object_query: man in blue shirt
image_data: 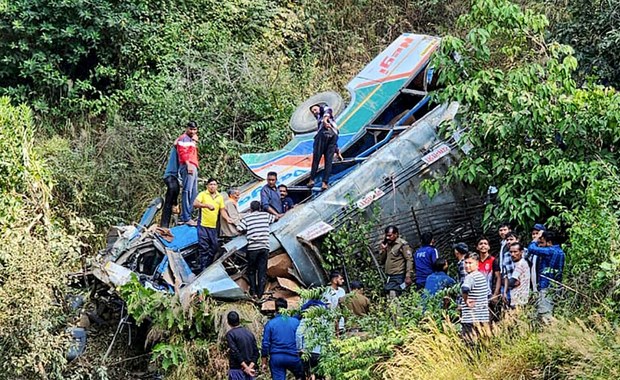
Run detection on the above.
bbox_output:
[260,172,284,220]
[161,146,180,228]
[278,184,294,213]
[528,230,565,323]
[425,258,456,296]
[225,311,259,379]
[261,298,304,380]
[414,232,438,290]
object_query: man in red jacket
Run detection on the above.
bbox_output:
[175,121,199,225]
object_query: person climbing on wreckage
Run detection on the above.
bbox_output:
[176,121,200,226]
[161,143,180,229]
[193,178,233,271]
[307,104,343,191]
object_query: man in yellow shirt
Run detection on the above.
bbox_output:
[193,178,232,271]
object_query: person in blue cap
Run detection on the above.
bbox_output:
[528,230,565,323]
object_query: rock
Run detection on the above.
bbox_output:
[261,300,276,312]
[267,254,294,278]
[77,313,90,329]
[276,277,301,294]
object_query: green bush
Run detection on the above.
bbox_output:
[0,97,91,379]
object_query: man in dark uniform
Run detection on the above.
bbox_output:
[378,225,414,298]
[225,311,259,379]
[307,105,341,190]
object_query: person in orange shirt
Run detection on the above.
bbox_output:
[176,121,199,225]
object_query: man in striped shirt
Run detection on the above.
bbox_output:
[461,252,490,343]
[237,201,276,298]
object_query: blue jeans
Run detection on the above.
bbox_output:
[197,225,218,270]
[269,353,304,380]
[179,164,198,223]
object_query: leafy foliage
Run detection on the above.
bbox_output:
[431,0,620,318]
[322,204,385,297]
[547,0,620,87]
[434,0,620,228]
[119,276,217,376]
[0,97,92,379]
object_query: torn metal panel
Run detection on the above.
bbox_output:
[130,197,163,239]
[179,262,247,300]
[166,250,196,286]
[103,262,134,287]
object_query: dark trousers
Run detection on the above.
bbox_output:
[303,353,324,380]
[310,131,338,184]
[161,176,180,228]
[197,225,219,270]
[269,353,304,380]
[461,322,490,346]
[228,369,254,380]
[246,249,269,297]
[384,274,405,296]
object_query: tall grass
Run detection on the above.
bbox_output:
[379,311,620,380]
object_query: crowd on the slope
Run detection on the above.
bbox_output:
[379,223,565,339]
[225,271,369,380]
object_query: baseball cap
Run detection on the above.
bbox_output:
[532,223,546,231]
[452,242,468,254]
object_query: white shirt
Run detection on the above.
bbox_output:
[510,258,531,307]
[323,287,346,330]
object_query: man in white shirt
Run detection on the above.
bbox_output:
[322,271,346,333]
[507,242,531,308]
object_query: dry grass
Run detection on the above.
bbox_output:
[379,310,620,380]
[212,302,266,345]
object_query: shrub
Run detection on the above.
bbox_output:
[0,97,90,379]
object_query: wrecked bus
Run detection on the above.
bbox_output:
[93,34,482,304]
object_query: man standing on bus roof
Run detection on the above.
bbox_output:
[307,106,342,191]
[176,121,199,225]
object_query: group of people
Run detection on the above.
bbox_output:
[161,122,299,294]
[225,271,369,380]
[163,101,340,230]
[377,222,566,341]
[163,120,567,379]
[161,104,340,281]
